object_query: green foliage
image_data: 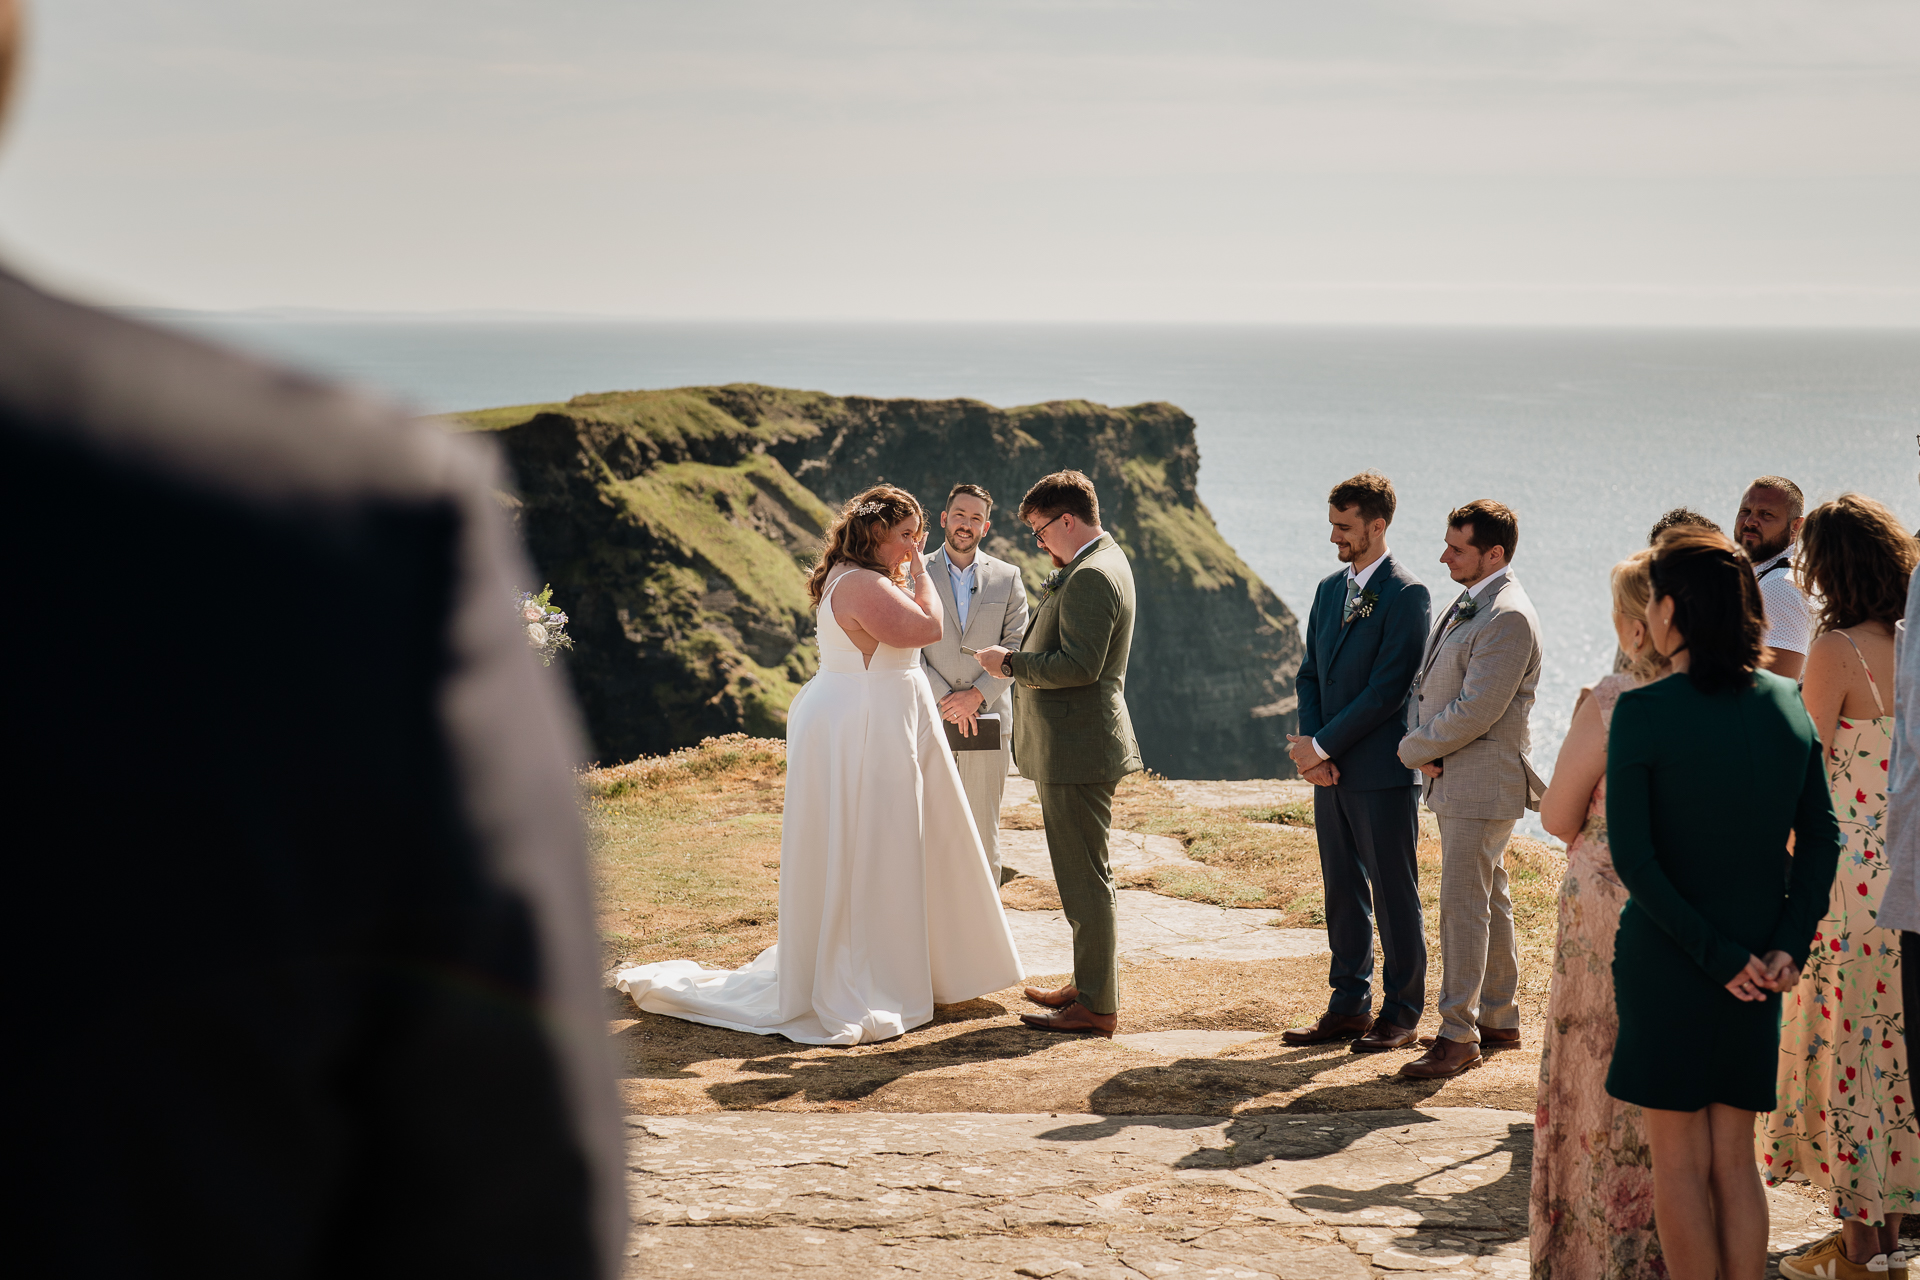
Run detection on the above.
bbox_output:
[1244,800,1316,828]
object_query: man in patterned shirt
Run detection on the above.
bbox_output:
[1735,475,1813,680]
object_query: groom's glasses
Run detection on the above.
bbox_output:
[1028,513,1065,545]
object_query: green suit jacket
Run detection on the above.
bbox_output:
[1008,533,1144,785]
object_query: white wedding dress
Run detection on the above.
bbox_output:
[615,569,1025,1045]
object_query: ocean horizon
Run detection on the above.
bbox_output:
[146,314,1920,829]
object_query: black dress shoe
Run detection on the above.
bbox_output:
[1280,1012,1374,1045]
[1351,1021,1419,1053]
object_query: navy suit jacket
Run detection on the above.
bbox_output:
[1294,553,1432,792]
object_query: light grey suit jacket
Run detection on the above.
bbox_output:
[1399,570,1545,821]
[921,545,1030,725]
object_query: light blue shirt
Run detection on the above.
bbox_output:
[947,557,978,632]
[1879,570,1920,933]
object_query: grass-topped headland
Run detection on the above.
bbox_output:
[442,385,1303,777]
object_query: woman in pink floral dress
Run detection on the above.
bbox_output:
[1762,496,1919,1280]
[1530,550,1668,1279]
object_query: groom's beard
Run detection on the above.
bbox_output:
[1334,533,1370,563]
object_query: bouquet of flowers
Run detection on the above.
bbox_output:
[517,585,573,666]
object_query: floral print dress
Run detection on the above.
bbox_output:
[1758,635,1917,1225]
[1530,673,1664,1280]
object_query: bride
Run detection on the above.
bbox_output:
[616,485,1025,1044]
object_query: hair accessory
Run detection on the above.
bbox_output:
[854,500,886,517]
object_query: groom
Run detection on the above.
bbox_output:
[976,469,1141,1039]
[1281,472,1432,1053]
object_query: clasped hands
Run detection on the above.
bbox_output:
[1284,734,1340,787]
[939,686,986,736]
[1726,951,1800,1003]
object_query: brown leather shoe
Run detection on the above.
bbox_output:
[1020,1002,1117,1038]
[1351,1021,1420,1053]
[1417,1024,1522,1051]
[1399,1036,1483,1080]
[1280,1012,1374,1046]
[1023,982,1079,1009]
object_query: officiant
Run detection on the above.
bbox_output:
[922,482,1030,885]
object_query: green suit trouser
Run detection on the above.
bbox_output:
[1036,779,1120,1015]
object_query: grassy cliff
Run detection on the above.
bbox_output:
[447,385,1302,777]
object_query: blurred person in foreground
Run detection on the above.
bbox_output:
[1736,476,1813,680]
[0,3,626,1272]
[1760,495,1919,1280]
[1529,549,1669,1279]
[1281,472,1432,1053]
[1882,445,1920,1251]
[1604,527,1841,1280]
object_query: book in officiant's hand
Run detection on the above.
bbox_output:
[944,712,1001,752]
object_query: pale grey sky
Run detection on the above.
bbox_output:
[1,0,1915,323]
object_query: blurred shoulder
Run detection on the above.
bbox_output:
[0,266,490,509]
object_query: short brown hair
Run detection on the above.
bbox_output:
[946,482,992,514]
[1449,499,1518,562]
[1648,507,1720,545]
[1748,475,1806,519]
[1799,493,1917,633]
[1328,472,1396,527]
[1017,470,1100,528]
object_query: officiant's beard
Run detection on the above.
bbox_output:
[945,528,978,555]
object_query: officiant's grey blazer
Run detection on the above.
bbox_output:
[920,544,1029,724]
[1398,570,1545,821]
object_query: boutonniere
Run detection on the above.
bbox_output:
[1039,568,1068,601]
[1344,588,1379,624]
[1453,597,1480,624]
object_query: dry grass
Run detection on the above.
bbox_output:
[588,741,1568,1117]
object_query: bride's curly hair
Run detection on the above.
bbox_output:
[805,484,925,608]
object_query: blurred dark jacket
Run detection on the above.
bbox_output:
[0,267,625,1278]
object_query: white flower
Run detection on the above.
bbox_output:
[527,623,548,646]
[522,604,545,621]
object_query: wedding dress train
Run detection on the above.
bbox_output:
[615,571,1025,1045]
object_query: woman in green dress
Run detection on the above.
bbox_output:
[1606,526,1843,1280]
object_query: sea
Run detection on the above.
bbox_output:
[147,315,1920,831]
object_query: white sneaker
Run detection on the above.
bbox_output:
[1887,1250,1908,1277]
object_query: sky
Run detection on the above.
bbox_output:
[0,0,1915,324]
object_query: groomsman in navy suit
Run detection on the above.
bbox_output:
[1281,472,1434,1053]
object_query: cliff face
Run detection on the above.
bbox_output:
[451,386,1302,778]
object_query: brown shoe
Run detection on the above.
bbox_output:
[1399,1036,1483,1080]
[1352,1021,1420,1053]
[1417,1023,1522,1051]
[1020,1002,1117,1038]
[1280,1012,1374,1046]
[1023,982,1079,1009]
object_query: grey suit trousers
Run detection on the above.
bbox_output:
[954,743,1011,882]
[1436,815,1521,1043]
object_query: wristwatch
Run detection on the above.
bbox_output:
[999,654,1013,678]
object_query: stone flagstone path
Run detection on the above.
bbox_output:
[623,1107,1834,1278]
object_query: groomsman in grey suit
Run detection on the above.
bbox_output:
[1397,499,1544,1080]
[921,483,1030,885]
[1281,473,1433,1053]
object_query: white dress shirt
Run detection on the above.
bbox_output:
[1753,545,1812,657]
[1309,549,1391,761]
[1070,533,1102,563]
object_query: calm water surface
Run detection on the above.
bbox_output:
[154,316,1920,826]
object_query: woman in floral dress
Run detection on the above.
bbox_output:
[1530,550,1668,1279]
[1764,495,1920,1280]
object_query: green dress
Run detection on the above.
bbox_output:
[1605,669,1842,1113]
